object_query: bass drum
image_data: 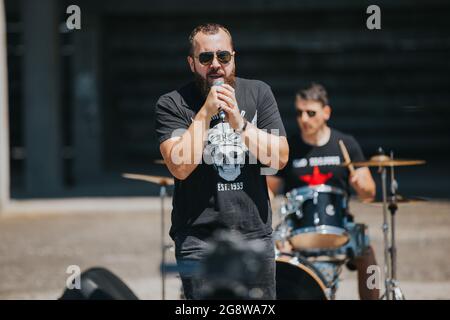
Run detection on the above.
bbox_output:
[276,254,329,300]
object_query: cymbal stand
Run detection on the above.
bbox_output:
[160,183,169,300]
[379,162,391,300]
[378,149,405,300]
[387,151,405,299]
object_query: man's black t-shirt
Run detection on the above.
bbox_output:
[155,77,286,241]
[278,128,365,197]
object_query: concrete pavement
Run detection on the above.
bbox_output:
[0,197,449,300]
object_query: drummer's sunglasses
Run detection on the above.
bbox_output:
[296,110,317,118]
[194,50,234,65]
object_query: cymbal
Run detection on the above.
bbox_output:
[122,173,174,186]
[346,155,426,167]
[361,194,428,205]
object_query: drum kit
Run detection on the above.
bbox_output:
[274,148,426,300]
[123,150,426,300]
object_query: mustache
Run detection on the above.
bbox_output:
[194,67,236,97]
[207,69,224,77]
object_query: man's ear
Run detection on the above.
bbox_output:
[187,56,195,73]
[323,105,332,121]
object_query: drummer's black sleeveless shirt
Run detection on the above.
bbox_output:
[277,128,366,197]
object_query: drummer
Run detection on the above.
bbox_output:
[267,82,379,300]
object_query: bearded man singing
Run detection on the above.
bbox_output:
[155,23,289,299]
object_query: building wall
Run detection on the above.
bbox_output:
[5,0,450,198]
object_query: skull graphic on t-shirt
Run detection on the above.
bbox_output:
[203,122,248,181]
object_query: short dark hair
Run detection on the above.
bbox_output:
[296,83,329,107]
[188,23,233,56]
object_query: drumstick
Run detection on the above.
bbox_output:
[339,139,356,175]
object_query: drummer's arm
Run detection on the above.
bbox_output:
[266,176,283,202]
[349,167,376,202]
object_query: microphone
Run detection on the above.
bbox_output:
[213,79,226,121]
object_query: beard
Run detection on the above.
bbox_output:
[194,66,236,98]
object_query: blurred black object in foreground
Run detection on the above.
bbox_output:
[198,230,266,300]
[59,267,139,300]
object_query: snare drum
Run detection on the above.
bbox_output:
[295,223,370,263]
[284,185,350,250]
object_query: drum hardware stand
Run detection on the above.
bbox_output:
[379,157,391,300]
[160,183,168,300]
[278,200,291,247]
[326,263,343,301]
[378,149,405,300]
[387,151,405,300]
[158,181,177,300]
[121,173,175,300]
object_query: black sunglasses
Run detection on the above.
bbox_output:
[195,50,233,65]
[296,109,317,118]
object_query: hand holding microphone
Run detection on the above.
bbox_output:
[212,80,246,132]
[206,79,245,132]
[212,79,226,121]
[202,79,226,118]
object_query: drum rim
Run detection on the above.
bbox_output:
[276,256,329,298]
[288,184,347,198]
[290,225,349,237]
